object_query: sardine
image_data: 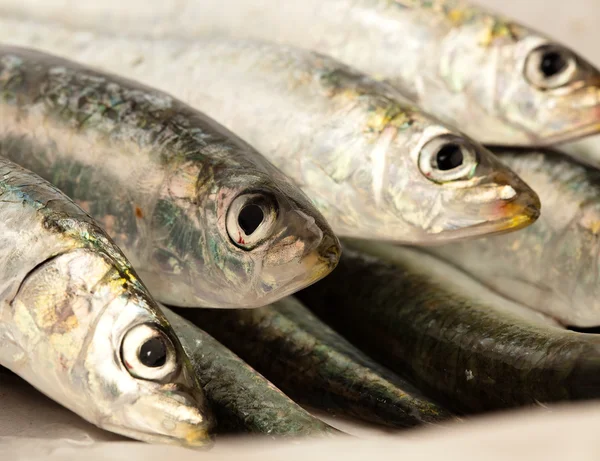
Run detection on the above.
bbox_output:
[0,156,213,445]
[163,307,338,436]
[562,135,600,169]
[177,297,452,427]
[428,148,600,328]
[297,241,600,413]
[0,46,340,308]
[0,20,541,242]
[1,0,599,147]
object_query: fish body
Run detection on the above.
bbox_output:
[179,297,452,427]
[1,0,599,147]
[0,46,339,308]
[0,156,212,445]
[297,242,600,413]
[163,307,337,436]
[428,148,600,328]
[0,21,540,243]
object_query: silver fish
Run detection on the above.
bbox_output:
[429,148,600,328]
[1,0,599,147]
[0,46,340,308]
[0,20,541,242]
[0,156,213,445]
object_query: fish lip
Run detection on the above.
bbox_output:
[417,195,541,245]
[101,423,214,448]
[312,235,342,278]
[320,241,342,270]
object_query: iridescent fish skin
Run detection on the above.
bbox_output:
[0,0,598,147]
[298,242,600,413]
[0,22,540,242]
[429,148,600,328]
[178,297,453,428]
[0,46,340,308]
[0,157,212,446]
[164,307,338,436]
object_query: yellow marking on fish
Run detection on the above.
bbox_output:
[184,427,211,447]
[479,19,518,47]
[447,8,467,25]
[366,105,412,133]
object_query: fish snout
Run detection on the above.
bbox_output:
[304,232,341,285]
[132,386,214,447]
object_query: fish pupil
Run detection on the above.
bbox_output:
[436,144,464,171]
[540,51,567,78]
[139,337,167,368]
[238,204,264,235]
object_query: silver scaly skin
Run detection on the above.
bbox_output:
[0,46,340,308]
[429,148,600,328]
[0,157,213,446]
[0,21,540,242]
[0,0,599,147]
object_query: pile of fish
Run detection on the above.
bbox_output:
[1,0,600,448]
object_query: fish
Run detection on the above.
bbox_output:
[297,241,600,413]
[427,148,600,328]
[0,20,541,243]
[0,155,213,445]
[562,135,600,169]
[176,296,453,428]
[0,45,340,308]
[1,1,599,147]
[162,306,338,436]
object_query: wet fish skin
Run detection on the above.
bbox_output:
[297,242,600,413]
[0,20,541,243]
[428,148,600,328]
[163,307,338,437]
[0,156,213,446]
[178,296,453,427]
[1,0,599,147]
[0,46,340,308]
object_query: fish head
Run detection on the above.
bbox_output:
[212,167,341,307]
[500,33,600,145]
[10,246,213,446]
[436,18,600,145]
[85,284,214,446]
[465,26,600,145]
[154,158,340,308]
[378,122,540,243]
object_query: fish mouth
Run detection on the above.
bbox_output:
[421,193,541,245]
[308,234,341,281]
[102,423,213,448]
[308,243,341,283]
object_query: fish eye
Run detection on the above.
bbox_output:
[436,143,464,171]
[525,44,578,90]
[226,193,279,250]
[418,135,478,183]
[121,323,179,382]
